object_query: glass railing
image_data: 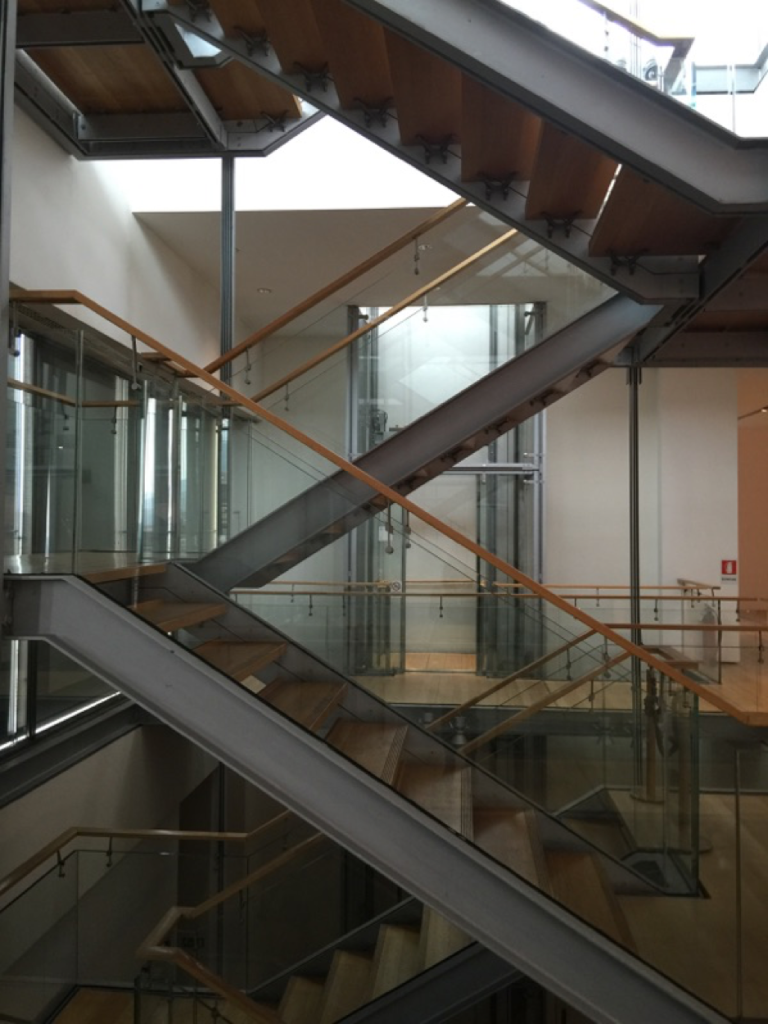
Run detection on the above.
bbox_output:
[0,814,403,1023]
[6,303,221,577]
[6,290,760,1016]
[128,549,724,1009]
[502,0,768,137]
[223,228,613,468]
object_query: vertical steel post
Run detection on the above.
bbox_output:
[628,364,643,790]
[219,156,236,541]
[0,0,17,628]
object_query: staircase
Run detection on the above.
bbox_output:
[192,294,658,593]
[8,565,730,1024]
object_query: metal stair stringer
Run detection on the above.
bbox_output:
[193,294,659,593]
[7,573,728,1024]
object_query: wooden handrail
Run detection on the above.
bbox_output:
[204,198,468,373]
[248,227,519,405]
[0,809,292,900]
[427,630,597,731]
[461,653,631,756]
[8,289,734,717]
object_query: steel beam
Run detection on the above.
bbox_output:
[631,215,768,363]
[341,945,520,1023]
[348,0,768,213]
[6,575,731,1024]
[0,0,16,630]
[192,295,660,593]
[151,3,698,303]
[639,331,768,367]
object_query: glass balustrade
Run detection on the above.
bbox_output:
[501,0,768,137]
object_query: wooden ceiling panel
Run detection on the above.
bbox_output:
[195,62,301,121]
[384,29,461,146]
[686,309,768,332]
[461,78,541,183]
[251,0,327,73]
[589,168,739,257]
[307,0,392,110]
[203,0,268,37]
[27,45,186,114]
[526,124,617,221]
[20,0,112,11]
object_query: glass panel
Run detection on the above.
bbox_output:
[7,302,223,576]
[501,0,768,136]
[0,855,79,1022]
[32,642,117,735]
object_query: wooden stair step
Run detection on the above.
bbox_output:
[195,639,287,680]
[258,679,347,730]
[370,924,422,999]
[419,907,471,969]
[319,950,374,1024]
[279,975,325,1024]
[526,122,617,221]
[326,720,408,783]
[473,807,551,893]
[545,850,636,952]
[53,988,134,1024]
[129,598,227,632]
[396,762,473,838]
[85,562,167,584]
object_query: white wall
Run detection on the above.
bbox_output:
[545,368,739,588]
[10,108,226,365]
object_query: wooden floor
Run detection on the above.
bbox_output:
[360,644,768,725]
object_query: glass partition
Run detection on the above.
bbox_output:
[502,0,768,137]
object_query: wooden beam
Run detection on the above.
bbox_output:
[204,198,468,373]
[249,226,518,404]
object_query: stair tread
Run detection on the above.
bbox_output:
[195,639,287,680]
[397,762,473,838]
[545,849,636,952]
[259,679,347,730]
[474,807,551,893]
[85,562,167,584]
[370,923,422,999]
[53,988,134,1024]
[319,950,374,1024]
[326,720,408,783]
[279,976,325,1024]
[419,907,471,969]
[129,598,227,632]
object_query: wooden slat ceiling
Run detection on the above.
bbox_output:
[308,0,392,110]
[195,62,300,121]
[461,79,541,183]
[384,29,462,146]
[27,46,186,114]
[589,168,739,257]
[526,125,618,221]
[16,0,768,348]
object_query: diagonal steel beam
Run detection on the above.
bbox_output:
[628,214,768,363]
[6,574,731,1024]
[348,0,768,213]
[149,2,698,303]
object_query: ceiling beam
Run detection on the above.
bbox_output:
[16,10,142,47]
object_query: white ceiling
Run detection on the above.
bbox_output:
[136,204,612,343]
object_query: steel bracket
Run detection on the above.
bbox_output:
[544,212,579,239]
[418,134,455,165]
[295,62,332,93]
[355,97,393,128]
[481,174,516,201]
[610,252,647,277]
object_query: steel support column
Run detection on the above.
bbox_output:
[0,0,17,628]
[220,154,236,384]
[628,364,643,791]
